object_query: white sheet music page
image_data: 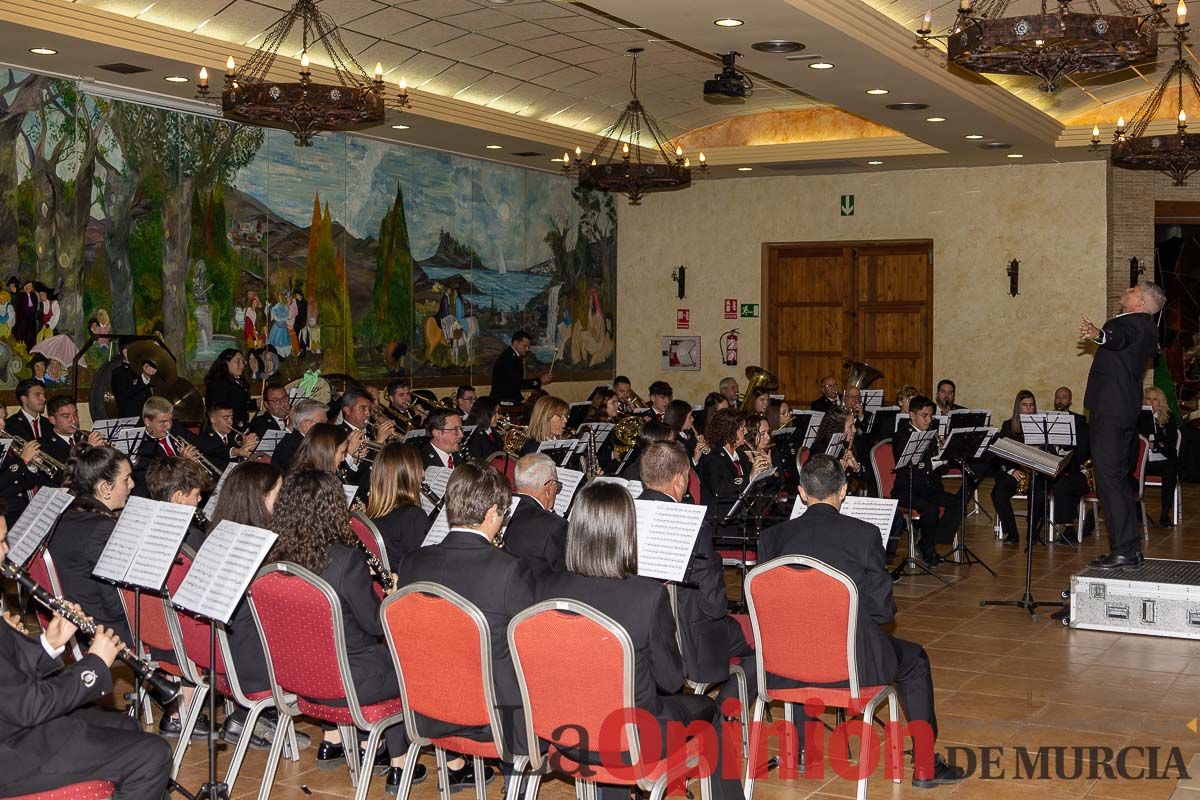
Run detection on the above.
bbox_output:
[342,484,358,507]
[5,487,73,568]
[421,508,451,547]
[895,429,937,469]
[634,499,706,583]
[174,521,276,624]
[841,497,899,548]
[254,428,287,456]
[123,500,195,591]
[404,429,428,443]
[420,466,451,513]
[590,476,644,499]
[824,433,846,457]
[862,389,884,411]
[574,423,614,453]
[553,468,586,516]
[790,496,807,519]
[803,412,824,449]
[92,496,157,584]
[203,463,239,518]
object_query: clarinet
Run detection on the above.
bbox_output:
[420,483,446,516]
[0,560,182,708]
[355,540,395,592]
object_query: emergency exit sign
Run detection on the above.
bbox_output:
[840,194,855,216]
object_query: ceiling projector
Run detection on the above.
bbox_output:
[704,51,753,103]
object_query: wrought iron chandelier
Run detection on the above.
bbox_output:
[195,0,409,146]
[562,48,706,205]
[1097,6,1200,185]
[919,1,1162,93]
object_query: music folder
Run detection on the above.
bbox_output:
[790,496,899,548]
[867,407,899,436]
[4,487,74,568]
[422,496,520,548]
[937,426,996,464]
[553,467,586,517]
[634,499,707,583]
[92,496,195,592]
[1019,412,1076,448]
[173,521,277,624]
[989,437,1070,477]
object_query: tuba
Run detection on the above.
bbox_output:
[844,360,884,390]
[738,365,780,414]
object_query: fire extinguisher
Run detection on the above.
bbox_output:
[721,329,739,366]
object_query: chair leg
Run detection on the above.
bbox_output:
[733,668,749,759]
[340,725,360,788]
[224,699,271,790]
[1076,498,1085,543]
[353,726,385,800]
[435,746,452,800]
[521,770,543,800]
[473,755,487,800]
[743,697,766,800]
[171,683,208,778]
[887,692,902,785]
[834,708,851,761]
[507,755,530,800]
[647,776,670,800]
[857,695,887,800]
[255,714,292,800]
[1176,484,1182,526]
[391,742,423,800]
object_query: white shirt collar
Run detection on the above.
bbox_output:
[448,526,492,542]
[432,445,453,467]
[22,410,38,425]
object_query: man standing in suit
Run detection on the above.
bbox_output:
[504,454,567,575]
[420,409,463,469]
[489,330,552,403]
[111,339,157,420]
[271,399,327,473]
[1078,281,1165,569]
[757,455,965,789]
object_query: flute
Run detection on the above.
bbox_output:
[0,560,182,708]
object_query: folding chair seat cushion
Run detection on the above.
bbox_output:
[295,695,404,725]
[1,782,116,800]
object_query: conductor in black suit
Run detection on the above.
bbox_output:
[756,455,964,789]
[504,454,567,575]
[489,330,552,403]
[1078,281,1165,569]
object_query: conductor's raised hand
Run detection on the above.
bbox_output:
[1078,314,1101,340]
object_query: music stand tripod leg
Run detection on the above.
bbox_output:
[892,513,953,588]
[978,474,1064,620]
[944,462,996,577]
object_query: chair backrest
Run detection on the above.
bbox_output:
[745,556,862,697]
[382,583,506,756]
[350,512,389,571]
[687,469,702,505]
[26,550,59,631]
[118,556,190,661]
[248,563,363,724]
[1134,435,1150,498]
[870,440,896,501]
[509,600,638,772]
[487,452,518,490]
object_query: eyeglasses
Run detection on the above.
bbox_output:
[545,479,563,491]
[439,426,464,433]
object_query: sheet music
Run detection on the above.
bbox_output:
[420,466,452,513]
[861,390,884,411]
[422,496,520,547]
[5,488,73,567]
[0,440,11,464]
[553,468,586,516]
[895,429,937,469]
[726,467,778,520]
[173,521,277,624]
[254,428,287,457]
[802,412,824,449]
[286,387,305,403]
[590,475,643,499]
[93,496,194,590]
[202,463,238,518]
[342,484,358,507]
[842,497,898,547]
[404,429,430,443]
[824,432,846,457]
[91,417,140,439]
[790,496,807,519]
[989,437,1069,476]
[537,439,579,465]
[573,423,614,453]
[634,499,706,583]
[772,425,796,441]
[933,415,950,438]
[109,426,144,455]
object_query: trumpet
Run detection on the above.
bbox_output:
[168,432,222,479]
[0,560,183,708]
[0,431,67,482]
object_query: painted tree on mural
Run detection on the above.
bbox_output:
[307,194,355,373]
[0,71,50,271]
[357,183,413,368]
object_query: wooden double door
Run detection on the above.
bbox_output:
[763,241,933,405]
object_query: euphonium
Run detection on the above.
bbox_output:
[619,388,648,415]
[611,414,645,461]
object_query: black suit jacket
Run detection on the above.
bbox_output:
[270,430,304,473]
[639,488,741,684]
[0,623,114,783]
[39,432,75,470]
[1084,312,1159,422]
[890,425,941,499]
[131,423,202,487]
[315,543,394,693]
[0,449,37,526]
[248,413,286,439]
[535,570,683,716]
[490,347,539,403]
[502,494,567,576]
[45,507,133,644]
[810,396,837,414]
[758,503,899,686]
[197,430,238,473]
[6,411,46,443]
[696,448,752,517]
[205,377,255,430]
[371,504,431,569]
[466,428,504,460]
[112,362,152,419]
[419,442,455,470]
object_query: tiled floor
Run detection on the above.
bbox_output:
[36,485,1200,799]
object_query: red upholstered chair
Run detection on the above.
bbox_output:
[509,600,716,800]
[165,548,300,799]
[687,469,703,506]
[350,512,390,600]
[0,781,116,800]
[1077,435,1150,543]
[743,556,903,800]
[486,452,518,490]
[381,583,530,800]
[248,563,406,800]
[26,550,83,661]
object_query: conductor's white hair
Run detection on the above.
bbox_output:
[1140,281,1166,313]
[515,453,557,489]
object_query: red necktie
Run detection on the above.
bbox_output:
[31,417,39,439]
[447,454,455,469]
[160,438,176,457]
[731,453,743,477]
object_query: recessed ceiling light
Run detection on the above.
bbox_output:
[1007,153,1024,158]
[808,62,835,70]
[867,160,883,165]
[164,75,189,83]
[925,116,946,123]
[391,124,410,130]
[751,40,804,53]
[487,0,513,3]
[714,18,744,27]
[865,88,889,95]
[29,48,57,55]
[965,134,984,139]
[485,145,503,150]
[885,102,929,111]
[735,167,754,172]
[981,142,1012,150]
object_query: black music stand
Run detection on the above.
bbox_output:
[979,441,1069,620]
[1021,413,1077,549]
[938,427,996,576]
[716,469,779,611]
[890,430,952,587]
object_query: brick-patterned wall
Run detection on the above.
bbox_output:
[1106,164,1155,317]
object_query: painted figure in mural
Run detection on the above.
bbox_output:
[286,291,300,356]
[268,291,292,358]
[0,291,13,341]
[35,284,60,343]
[29,354,52,386]
[192,260,214,355]
[11,279,37,351]
[293,288,309,357]
[306,298,321,355]
[242,290,262,347]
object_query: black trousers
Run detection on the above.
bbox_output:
[1146,458,1179,521]
[315,651,409,757]
[1090,413,1141,557]
[992,471,1045,542]
[893,482,961,557]
[1051,470,1090,524]
[3,707,172,800]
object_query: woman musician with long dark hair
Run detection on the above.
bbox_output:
[365,442,431,567]
[992,389,1046,547]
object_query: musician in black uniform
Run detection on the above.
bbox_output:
[934,379,965,417]
[271,398,327,474]
[504,454,567,576]
[456,385,477,418]
[337,387,390,499]
[248,383,291,438]
[1079,281,1164,569]
[111,338,156,419]
[755,455,965,789]
[1050,386,1093,533]
[394,461,531,776]
[203,348,254,431]
[269,469,427,790]
[364,442,431,568]
[810,375,839,414]
[489,330,552,403]
[420,408,464,469]
[696,409,762,519]
[891,396,961,565]
[41,396,104,471]
[664,399,701,462]
[382,379,425,430]
[131,397,203,491]
[536,482,744,800]
[464,396,504,459]
[0,405,41,525]
[198,404,260,473]
[518,395,569,457]
[991,390,1046,547]
[1144,385,1181,527]
[647,381,673,423]
[7,378,48,443]
[0,517,171,800]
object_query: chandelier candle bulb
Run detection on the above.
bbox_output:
[575,146,582,158]
[922,9,932,30]
[300,51,310,69]
[226,56,235,73]
[622,142,630,159]
[1179,0,1188,26]
[198,66,208,87]
[699,151,706,164]
[374,62,383,80]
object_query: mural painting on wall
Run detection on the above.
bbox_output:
[0,67,617,393]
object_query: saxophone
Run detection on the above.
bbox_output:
[584,427,602,478]
[1082,459,1096,494]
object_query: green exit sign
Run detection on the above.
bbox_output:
[840,194,855,216]
[739,303,759,318]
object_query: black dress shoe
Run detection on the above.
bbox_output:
[1159,515,1174,528]
[912,754,967,789]
[1088,552,1145,570]
[159,714,211,740]
[1002,536,1019,546]
[220,715,271,750]
[385,762,429,789]
[441,762,495,793]
[316,741,346,769]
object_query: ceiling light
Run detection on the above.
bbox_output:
[1007,153,1024,158]
[981,142,1012,149]
[965,134,984,139]
[486,0,513,3]
[867,160,883,165]
[164,75,189,83]
[391,124,410,130]
[865,88,889,95]
[485,145,503,150]
[737,167,754,171]
[925,116,946,122]
[714,18,744,27]
[29,48,57,55]
[885,102,928,111]
[751,41,804,53]
[808,62,835,70]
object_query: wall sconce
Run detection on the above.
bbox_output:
[1129,256,1144,288]
[671,265,686,299]
[1006,259,1019,297]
